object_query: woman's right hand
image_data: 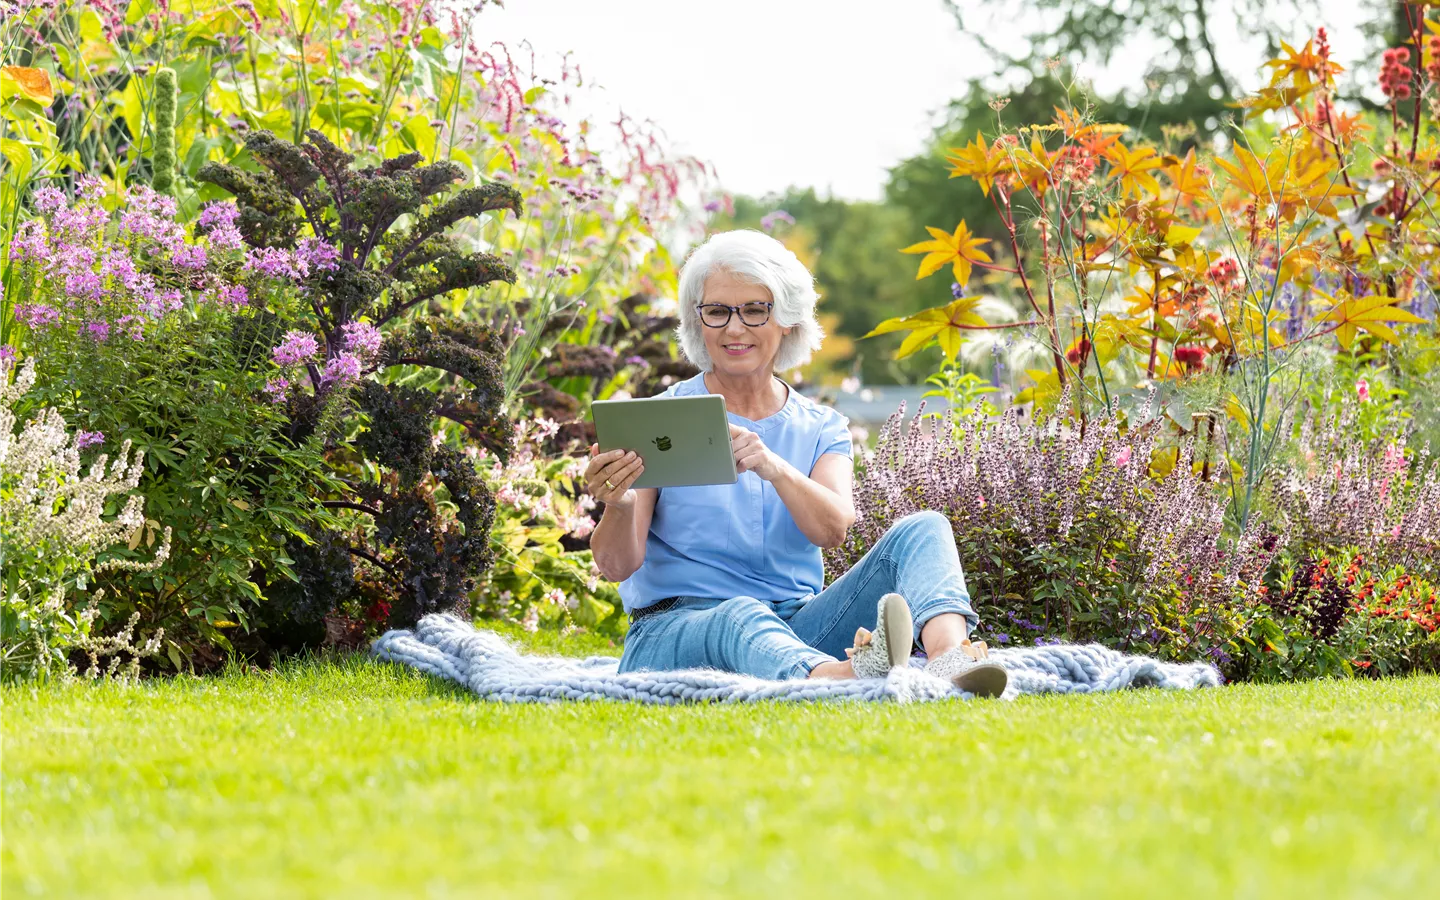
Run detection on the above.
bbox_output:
[585,444,645,506]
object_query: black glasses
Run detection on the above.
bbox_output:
[698,302,772,328]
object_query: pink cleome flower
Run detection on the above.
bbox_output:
[272,331,320,367]
[340,321,383,361]
[321,352,362,386]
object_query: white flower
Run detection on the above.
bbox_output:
[1,358,169,681]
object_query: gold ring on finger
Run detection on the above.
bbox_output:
[604,479,614,489]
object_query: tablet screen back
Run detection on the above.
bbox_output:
[591,395,736,488]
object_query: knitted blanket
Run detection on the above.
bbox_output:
[372,614,1222,704]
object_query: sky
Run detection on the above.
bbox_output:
[477,0,1373,202]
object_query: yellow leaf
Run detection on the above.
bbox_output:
[1164,223,1202,246]
[899,221,992,285]
[1315,293,1430,348]
[1163,149,1210,201]
[944,135,1009,197]
[1103,141,1165,198]
[863,296,988,361]
[230,498,251,511]
[1,66,54,105]
[1262,39,1342,92]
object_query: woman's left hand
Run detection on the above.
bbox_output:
[729,423,787,482]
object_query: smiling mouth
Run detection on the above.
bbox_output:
[723,344,752,352]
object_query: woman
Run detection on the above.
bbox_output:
[584,230,1007,696]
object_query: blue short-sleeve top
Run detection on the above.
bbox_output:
[618,373,854,612]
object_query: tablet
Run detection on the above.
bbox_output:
[591,394,737,489]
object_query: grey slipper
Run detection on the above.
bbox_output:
[849,593,914,679]
[924,646,1008,698]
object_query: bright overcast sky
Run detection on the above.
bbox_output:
[477,0,1372,201]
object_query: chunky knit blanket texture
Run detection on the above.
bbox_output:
[372,614,1222,704]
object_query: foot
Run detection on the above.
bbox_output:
[925,645,1008,698]
[846,593,914,679]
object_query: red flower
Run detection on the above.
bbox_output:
[1174,344,1208,370]
[1207,258,1239,285]
[1380,48,1415,99]
[365,599,392,622]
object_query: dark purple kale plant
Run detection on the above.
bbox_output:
[197,129,524,636]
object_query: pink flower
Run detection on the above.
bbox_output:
[197,202,240,230]
[32,186,67,214]
[1114,446,1134,468]
[321,352,362,386]
[263,377,291,403]
[74,430,105,450]
[211,284,249,309]
[170,244,209,271]
[76,175,106,202]
[340,321,383,361]
[272,331,320,367]
[296,237,341,273]
[495,484,521,506]
[205,225,245,253]
[1356,378,1370,403]
[245,246,305,280]
[17,304,60,329]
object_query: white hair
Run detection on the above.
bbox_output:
[674,230,825,373]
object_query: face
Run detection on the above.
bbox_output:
[698,269,792,377]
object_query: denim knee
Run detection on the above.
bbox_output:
[887,510,953,543]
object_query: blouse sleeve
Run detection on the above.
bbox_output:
[817,406,854,462]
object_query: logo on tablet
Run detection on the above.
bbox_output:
[652,435,672,451]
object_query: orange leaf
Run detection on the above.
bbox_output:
[1,66,53,105]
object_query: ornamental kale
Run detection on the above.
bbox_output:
[198,130,524,635]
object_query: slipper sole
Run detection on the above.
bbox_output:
[951,662,1008,698]
[879,593,914,670]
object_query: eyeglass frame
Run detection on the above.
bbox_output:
[696,301,774,328]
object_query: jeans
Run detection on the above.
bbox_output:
[617,511,978,681]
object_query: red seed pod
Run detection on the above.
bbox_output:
[1397,83,1413,101]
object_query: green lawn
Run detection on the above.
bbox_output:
[3,628,1437,899]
